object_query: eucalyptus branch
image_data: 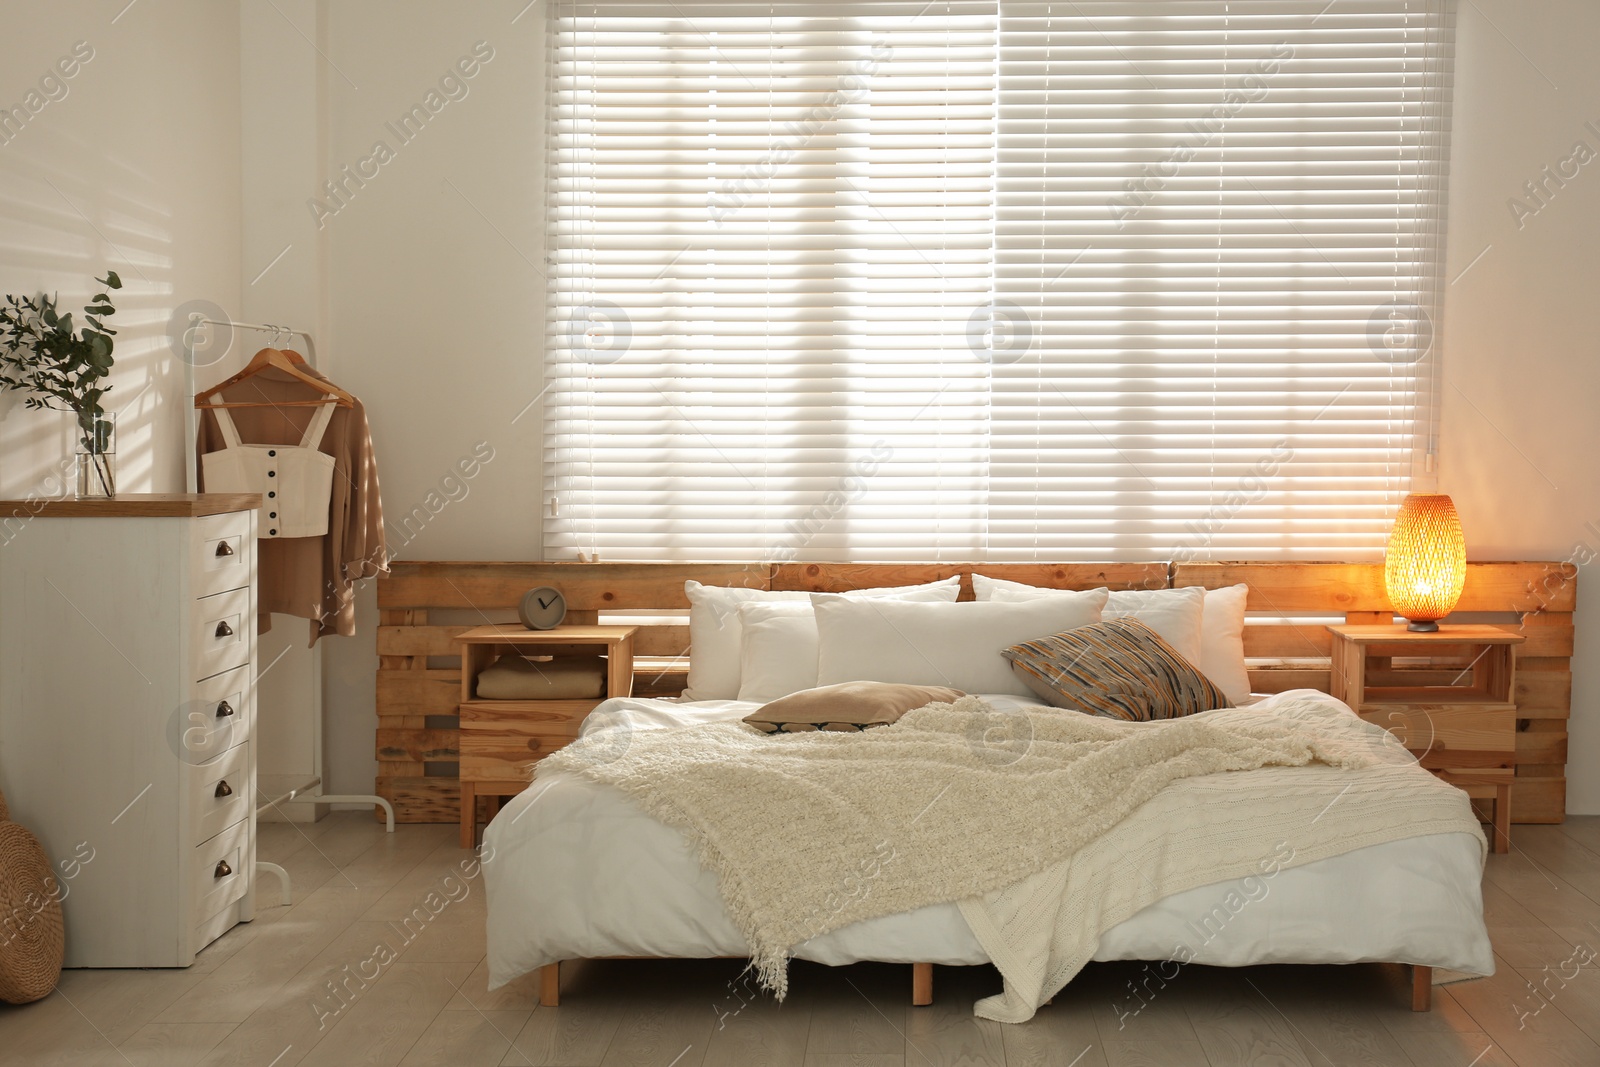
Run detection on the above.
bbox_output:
[0,270,122,454]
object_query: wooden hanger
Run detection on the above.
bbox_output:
[194,348,356,409]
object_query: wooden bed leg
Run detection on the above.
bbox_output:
[1493,783,1512,854]
[912,962,933,1006]
[459,781,477,849]
[540,962,561,1007]
[1411,965,1432,1012]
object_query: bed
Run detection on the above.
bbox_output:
[481,690,1494,1017]
[369,559,1573,1018]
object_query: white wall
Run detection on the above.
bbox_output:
[1438,0,1600,813]
[315,1,546,796]
[0,1,241,494]
[236,0,331,819]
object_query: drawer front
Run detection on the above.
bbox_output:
[188,741,252,847]
[192,510,253,600]
[459,701,592,782]
[191,818,250,930]
[178,664,252,764]
[1358,705,1515,768]
[192,587,251,681]
[459,732,576,781]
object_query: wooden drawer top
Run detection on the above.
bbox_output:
[454,624,637,645]
[0,493,262,518]
[1327,623,1525,645]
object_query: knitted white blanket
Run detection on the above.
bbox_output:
[540,692,1484,1019]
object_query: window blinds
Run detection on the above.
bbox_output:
[545,0,1454,563]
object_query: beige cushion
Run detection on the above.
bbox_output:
[475,654,606,700]
[744,681,963,733]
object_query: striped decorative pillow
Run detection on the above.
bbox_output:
[1002,618,1231,721]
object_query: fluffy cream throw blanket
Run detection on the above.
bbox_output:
[540,693,1482,1019]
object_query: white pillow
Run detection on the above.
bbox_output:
[737,602,827,704]
[1195,583,1251,705]
[971,575,1251,704]
[681,576,961,701]
[981,582,1204,665]
[812,590,1108,697]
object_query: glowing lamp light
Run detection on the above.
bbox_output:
[1384,493,1467,632]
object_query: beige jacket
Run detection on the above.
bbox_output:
[196,363,387,643]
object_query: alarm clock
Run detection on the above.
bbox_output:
[518,586,567,630]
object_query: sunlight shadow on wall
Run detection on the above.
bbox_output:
[0,121,175,495]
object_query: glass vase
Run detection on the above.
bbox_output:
[75,411,116,499]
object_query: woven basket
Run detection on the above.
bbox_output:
[0,789,65,1003]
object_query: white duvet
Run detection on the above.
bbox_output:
[483,693,1493,990]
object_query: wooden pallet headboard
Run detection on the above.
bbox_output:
[376,560,1577,824]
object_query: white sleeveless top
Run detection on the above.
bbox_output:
[201,402,337,539]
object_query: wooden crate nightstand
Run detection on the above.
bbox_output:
[1327,624,1525,853]
[454,624,637,847]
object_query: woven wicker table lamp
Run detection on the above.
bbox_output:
[1384,493,1467,632]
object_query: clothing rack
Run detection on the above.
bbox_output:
[183,316,394,905]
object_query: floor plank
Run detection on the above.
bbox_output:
[1446,958,1600,1067]
[1183,970,1314,1067]
[1278,998,1416,1067]
[118,1022,236,1067]
[901,967,1007,1067]
[596,993,713,1067]
[505,1002,624,1066]
[1516,958,1600,1046]
[804,964,907,1057]
[1001,998,1107,1067]
[1099,1037,1208,1067]
[1390,1030,1514,1067]
[48,965,205,1044]
[398,1009,528,1066]
[701,993,812,1067]
[297,957,474,1067]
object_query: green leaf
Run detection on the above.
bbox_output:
[102,271,122,289]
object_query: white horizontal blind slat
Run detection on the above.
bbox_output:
[545,0,1453,563]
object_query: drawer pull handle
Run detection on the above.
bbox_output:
[214,860,232,879]
[215,700,234,718]
[215,540,234,558]
[214,620,234,638]
[214,780,233,798]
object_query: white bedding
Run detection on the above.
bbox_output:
[483,693,1493,990]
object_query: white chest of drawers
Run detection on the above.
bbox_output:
[0,493,262,967]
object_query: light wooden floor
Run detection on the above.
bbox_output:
[2,813,1598,1066]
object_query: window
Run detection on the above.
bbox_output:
[545,0,1454,562]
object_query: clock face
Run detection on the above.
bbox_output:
[518,586,567,630]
